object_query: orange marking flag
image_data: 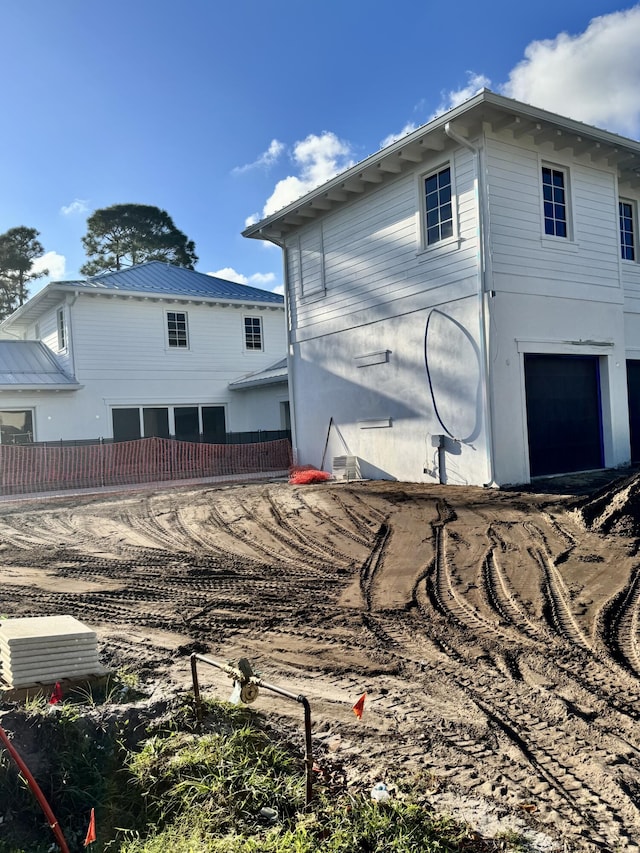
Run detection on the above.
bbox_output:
[84,808,96,846]
[49,682,63,705]
[352,693,366,719]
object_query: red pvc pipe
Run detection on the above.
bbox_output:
[0,723,70,853]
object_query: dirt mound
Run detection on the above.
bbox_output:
[573,471,640,536]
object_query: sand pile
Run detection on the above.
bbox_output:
[573,471,640,536]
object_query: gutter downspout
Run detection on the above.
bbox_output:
[444,122,497,488]
[258,231,298,467]
[280,243,298,466]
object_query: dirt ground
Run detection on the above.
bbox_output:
[3,474,640,852]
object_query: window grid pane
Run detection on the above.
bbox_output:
[620,201,636,261]
[244,316,262,350]
[542,167,567,237]
[424,166,453,246]
[167,311,188,348]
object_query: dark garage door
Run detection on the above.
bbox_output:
[524,354,603,477]
[627,360,640,462]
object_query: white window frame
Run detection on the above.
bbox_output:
[540,160,575,245]
[619,198,637,263]
[166,310,189,349]
[243,315,263,351]
[56,307,67,351]
[416,160,458,254]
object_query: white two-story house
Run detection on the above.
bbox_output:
[244,89,640,487]
[0,262,288,445]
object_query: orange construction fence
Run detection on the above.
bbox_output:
[0,437,293,495]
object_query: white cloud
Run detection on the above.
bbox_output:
[208,267,280,291]
[248,271,276,286]
[380,122,419,150]
[262,131,354,217]
[233,139,286,174]
[209,267,248,284]
[501,6,640,138]
[31,251,66,280]
[430,72,492,120]
[60,198,89,216]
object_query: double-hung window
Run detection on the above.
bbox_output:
[244,316,263,350]
[620,199,636,261]
[542,165,568,238]
[167,311,189,348]
[424,165,453,246]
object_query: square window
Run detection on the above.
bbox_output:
[0,410,33,445]
[620,200,636,262]
[244,316,263,350]
[541,166,568,238]
[423,165,454,247]
[167,311,188,348]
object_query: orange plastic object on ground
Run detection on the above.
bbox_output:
[288,469,332,485]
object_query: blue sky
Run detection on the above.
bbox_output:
[1,1,639,296]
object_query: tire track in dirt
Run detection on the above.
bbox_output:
[596,564,640,677]
[4,481,640,850]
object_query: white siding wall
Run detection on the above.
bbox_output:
[284,146,493,484]
[38,302,74,375]
[1,294,287,441]
[485,132,630,484]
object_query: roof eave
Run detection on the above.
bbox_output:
[0,383,83,392]
[243,89,640,241]
[229,375,288,390]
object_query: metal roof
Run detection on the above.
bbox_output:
[228,357,288,391]
[83,262,284,304]
[0,341,81,390]
[0,262,284,334]
[243,89,640,244]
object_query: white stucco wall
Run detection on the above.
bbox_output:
[291,295,491,485]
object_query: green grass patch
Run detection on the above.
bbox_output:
[0,695,525,852]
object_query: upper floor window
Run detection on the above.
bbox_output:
[57,307,66,351]
[167,311,188,348]
[542,165,568,238]
[620,200,636,261]
[244,316,263,350]
[424,165,453,246]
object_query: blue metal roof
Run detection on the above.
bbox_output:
[0,341,80,389]
[83,261,284,305]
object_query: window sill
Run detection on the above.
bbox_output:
[541,237,579,252]
[300,289,326,302]
[416,236,462,260]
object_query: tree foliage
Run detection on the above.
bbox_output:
[80,204,198,275]
[0,226,47,320]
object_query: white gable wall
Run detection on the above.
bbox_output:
[285,145,493,484]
